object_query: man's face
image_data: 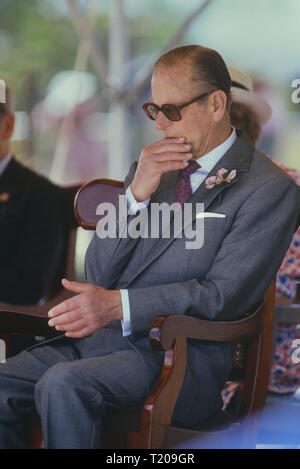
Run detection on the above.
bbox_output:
[151,64,215,158]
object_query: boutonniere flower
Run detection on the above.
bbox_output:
[0,192,10,202]
[205,158,245,191]
[205,168,237,190]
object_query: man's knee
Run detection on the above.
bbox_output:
[35,362,78,396]
[34,362,102,410]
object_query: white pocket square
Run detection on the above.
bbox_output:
[196,212,226,219]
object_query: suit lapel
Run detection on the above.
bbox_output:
[123,131,254,287]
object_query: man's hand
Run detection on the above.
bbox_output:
[130,137,193,201]
[47,279,123,339]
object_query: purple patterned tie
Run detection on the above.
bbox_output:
[175,160,200,205]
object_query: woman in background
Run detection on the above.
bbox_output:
[225,66,300,399]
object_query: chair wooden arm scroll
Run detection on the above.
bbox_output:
[149,304,263,351]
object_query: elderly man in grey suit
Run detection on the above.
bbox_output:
[0,45,299,449]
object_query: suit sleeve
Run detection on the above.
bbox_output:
[85,161,146,288]
[127,177,300,336]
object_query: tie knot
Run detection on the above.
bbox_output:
[181,160,200,178]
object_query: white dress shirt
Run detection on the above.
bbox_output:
[121,129,237,336]
[0,154,12,177]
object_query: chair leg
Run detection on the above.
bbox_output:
[271,310,278,363]
[28,426,44,449]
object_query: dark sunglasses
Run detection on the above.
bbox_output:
[143,91,214,122]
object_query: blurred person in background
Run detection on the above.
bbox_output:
[0,87,65,352]
[33,72,107,185]
[228,66,272,143]
[227,66,300,396]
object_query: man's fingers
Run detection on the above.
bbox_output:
[151,136,186,147]
[61,278,89,293]
[65,327,91,339]
[154,152,193,162]
[55,319,87,332]
[48,280,96,318]
[48,297,81,318]
[48,308,82,327]
[152,143,191,155]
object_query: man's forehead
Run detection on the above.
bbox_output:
[151,64,195,101]
[153,62,192,83]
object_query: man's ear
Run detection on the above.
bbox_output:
[3,114,15,140]
[209,90,227,123]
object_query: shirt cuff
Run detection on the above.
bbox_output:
[126,186,151,215]
[120,289,132,337]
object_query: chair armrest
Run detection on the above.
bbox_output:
[137,306,263,441]
[149,303,263,351]
[0,291,74,337]
[0,309,59,337]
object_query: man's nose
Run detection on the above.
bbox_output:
[155,111,173,131]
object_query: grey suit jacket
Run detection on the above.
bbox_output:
[85,131,300,425]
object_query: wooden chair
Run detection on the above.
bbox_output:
[75,179,277,449]
[0,179,277,449]
[0,184,81,352]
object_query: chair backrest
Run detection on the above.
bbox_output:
[74,178,124,230]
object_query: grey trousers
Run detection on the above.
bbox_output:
[0,328,164,449]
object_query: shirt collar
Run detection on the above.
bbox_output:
[0,154,13,177]
[195,128,237,173]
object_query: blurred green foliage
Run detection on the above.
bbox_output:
[0,0,75,92]
[0,0,180,106]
